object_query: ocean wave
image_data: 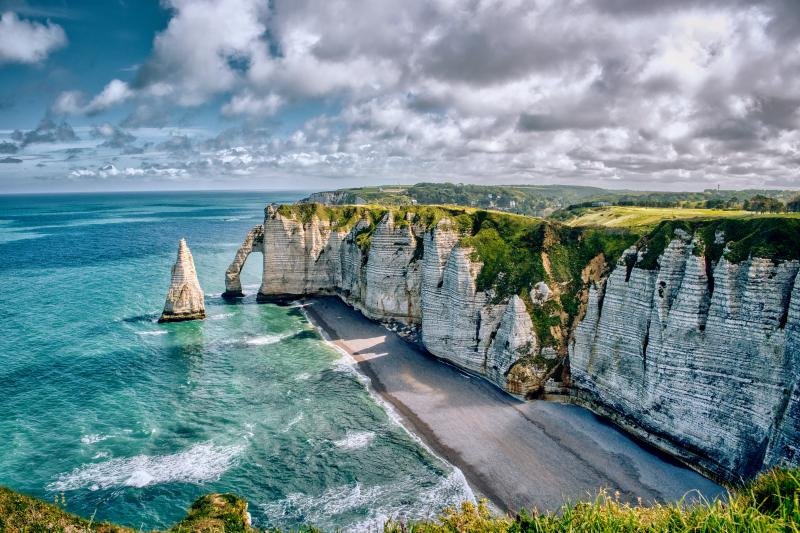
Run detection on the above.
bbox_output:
[135,330,168,336]
[80,434,110,445]
[209,312,235,321]
[244,332,293,346]
[282,413,304,433]
[259,471,474,531]
[333,430,375,450]
[47,441,245,492]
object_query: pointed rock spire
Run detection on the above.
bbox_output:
[159,238,206,323]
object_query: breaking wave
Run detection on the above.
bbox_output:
[244,332,294,346]
[259,470,474,531]
[333,430,375,450]
[48,441,245,492]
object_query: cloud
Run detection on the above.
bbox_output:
[0,11,66,64]
[222,91,283,117]
[84,79,133,114]
[14,117,77,146]
[33,0,800,189]
[90,123,137,149]
[52,80,133,116]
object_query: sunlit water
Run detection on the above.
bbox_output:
[0,192,472,530]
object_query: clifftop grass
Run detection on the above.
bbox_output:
[637,217,800,269]
[1,468,798,532]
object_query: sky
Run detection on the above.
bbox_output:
[0,0,799,193]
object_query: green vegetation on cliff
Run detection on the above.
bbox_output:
[389,468,800,533]
[303,183,800,218]
[636,217,800,269]
[0,488,252,532]
[2,468,798,532]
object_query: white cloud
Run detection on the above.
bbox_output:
[84,79,133,114]
[39,1,800,189]
[0,11,67,64]
[52,80,134,116]
[222,91,283,117]
[51,91,84,115]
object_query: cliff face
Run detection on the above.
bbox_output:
[227,206,555,396]
[570,230,800,480]
[160,239,205,323]
[227,205,800,481]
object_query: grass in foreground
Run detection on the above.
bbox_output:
[388,468,800,533]
[1,468,798,532]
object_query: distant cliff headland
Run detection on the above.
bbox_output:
[224,192,800,484]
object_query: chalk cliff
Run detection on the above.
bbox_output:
[227,205,556,396]
[227,204,800,481]
[570,229,800,480]
[160,239,205,323]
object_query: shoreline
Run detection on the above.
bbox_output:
[301,296,726,514]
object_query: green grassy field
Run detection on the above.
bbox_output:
[563,206,800,228]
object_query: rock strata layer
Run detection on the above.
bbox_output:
[159,239,205,323]
[570,232,800,480]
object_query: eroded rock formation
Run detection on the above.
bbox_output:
[570,231,800,480]
[159,239,205,323]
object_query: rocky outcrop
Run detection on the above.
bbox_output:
[570,230,800,481]
[160,239,205,323]
[228,206,552,395]
[223,224,264,298]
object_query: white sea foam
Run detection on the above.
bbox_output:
[244,332,293,346]
[209,312,235,321]
[48,441,245,492]
[135,330,168,336]
[295,372,311,381]
[282,412,304,433]
[333,430,375,450]
[80,434,110,445]
[260,471,474,532]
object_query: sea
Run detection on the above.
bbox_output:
[0,191,473,530]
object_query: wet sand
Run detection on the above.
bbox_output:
[302,296,726,513]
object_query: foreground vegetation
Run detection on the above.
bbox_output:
[0,489,252,532]
[2,468,798,532]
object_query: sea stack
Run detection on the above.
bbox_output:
[159,239,206,323]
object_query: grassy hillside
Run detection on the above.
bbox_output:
[557,205,800,229]
[302,183,800,218]
[1,468,798,532]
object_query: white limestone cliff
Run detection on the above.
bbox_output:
[159,239,205,323]
[226,207,550,395]
[570,230,800,480]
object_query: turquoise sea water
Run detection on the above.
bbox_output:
[0,192,472,530]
